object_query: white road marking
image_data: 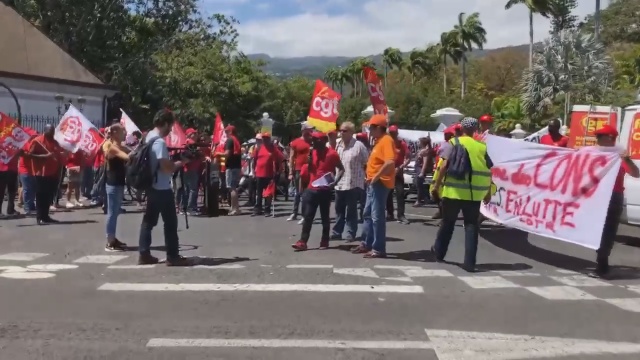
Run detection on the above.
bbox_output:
[333,268,379,278]
[0,252,48,261]
[490,271,540,277]
[73,255,128,264]
[286,264,333,269]
[458,276,519,289]
[525,286,598,300]
[192,264,245,269]
[625,285,640,295]
[549,275,612,287]
[0,271,55,279]
[0,266,29,273]
[383,277,414,282]
[555,269,580,275]
[602,298,640,313]
[400,269,454,277]
[107,265,157,269]
[98,283,424,293]
[425,329,640,360]
[26,264,78,271]
[405,213,431,219]
[146,338,434,349]
[373,265,422,270]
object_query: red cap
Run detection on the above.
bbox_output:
[356,132,368,141]
[311,131,328,139]
[225,125,235,132]
[479,114,493,123]
[388,125,399,132]
[185,128,197,135]
[454,124,462,130]
[594,125,618,137]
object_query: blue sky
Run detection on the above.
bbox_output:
[199,0,599,58]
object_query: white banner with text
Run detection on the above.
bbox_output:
[481,135,621,250]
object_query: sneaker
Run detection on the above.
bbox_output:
[292,241,308,251]
[166,256,193,267]
[397,216,410,225]
[297,219,304,225]
[363,250,386,258]
[105,242,126,252]
[138,254,159,265]
[330,234,342,240]
[286,214,297,221]
[319,239,330,249]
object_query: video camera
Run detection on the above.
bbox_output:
[168,142,210,161]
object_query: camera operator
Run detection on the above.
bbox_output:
[138,109,191,266]
[175,128,202,215]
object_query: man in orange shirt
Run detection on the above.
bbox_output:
[352,114,396,258]
[26,125,65,225]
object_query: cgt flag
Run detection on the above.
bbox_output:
[306,79,341,133]
[363,66,388,117]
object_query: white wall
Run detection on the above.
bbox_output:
[0,76,115,128]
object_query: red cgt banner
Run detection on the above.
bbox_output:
[0,112,33,164]
[306,79,341,133]
[363,66,388,117]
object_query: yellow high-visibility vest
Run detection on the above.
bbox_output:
[441,136,492,201]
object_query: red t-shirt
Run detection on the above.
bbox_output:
[0,152,20,172]
[540,134,568,147]
[300,148,340,190]
[27,135,63,177]
[614,161,631,193]
[66,152,83,169]
[254,145,283,178]
[394,139,409,167]
[289,137,310,171]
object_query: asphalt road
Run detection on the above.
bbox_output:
[0,196,639,360]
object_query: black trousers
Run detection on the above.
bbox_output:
[386,172,405,217]
[300,189,332,242]
[596,192,624,267]
[0,171,18,214]
[35,176,58,221]
[254,177,272,213]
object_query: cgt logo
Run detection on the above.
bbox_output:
[312,97,339,118]
[367,83,384,101]
[579,116,608,133]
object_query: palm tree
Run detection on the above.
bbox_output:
[505,0,551,69]
[436,31,462,94]
[381,47,403,87]
[595,0,601,42]
[450,12,487,99]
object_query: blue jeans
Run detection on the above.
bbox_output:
[177,170,199,211]
[81,167,94,198]
[332,188,360,240]
[138,189,180,259]
[105,185,124,239]
[362,182,390,253]
[19,174,36,212]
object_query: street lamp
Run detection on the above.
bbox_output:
[77,96,86,111]
[0,82,22,124]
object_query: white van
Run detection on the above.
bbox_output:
[617,103,640,225]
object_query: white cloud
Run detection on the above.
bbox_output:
[237,0,597,57]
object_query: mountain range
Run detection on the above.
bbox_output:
[247,43,531,78]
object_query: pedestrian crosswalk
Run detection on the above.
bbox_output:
[1,251,639,313]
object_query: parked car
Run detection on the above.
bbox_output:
[402,161,433,198]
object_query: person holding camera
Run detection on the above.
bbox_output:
[138,109,191,266]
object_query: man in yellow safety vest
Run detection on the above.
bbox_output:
[429,117,493,273]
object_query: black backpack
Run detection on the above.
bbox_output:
[126,136,160,190]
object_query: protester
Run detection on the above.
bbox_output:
[353,114,396,258]
[65,150,84,208]
[331,121,368,242]
[26,125,64,225]
[476,114,493,140]
[414,137,434,207]
[177,128,201,215]
[292,131,344,251]
[224,125,243,215]
[430,128,456,220]
[252,132,283,217]
[540,119,568,147]
[17,146,35,216]
[430,117,493,272]
[0,148,20,218]
[355,132,370,223]
[386,125,410,224]
[103,124,130,252]
[138,109,191,266]
[590,125,640,278]
[287,123,313,223]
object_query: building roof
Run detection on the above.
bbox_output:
[0,3,112,89]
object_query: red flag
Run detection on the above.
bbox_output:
[306,79,341,133]
[262,180,276,198]
[0,112,34,164]
[363,66,388,116]
[165,121,187,148]
[211,113,227,154]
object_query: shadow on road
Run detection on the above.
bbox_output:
[17,220,98,227]
[189,256,255,266]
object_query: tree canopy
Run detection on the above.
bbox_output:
[6,0,640,139]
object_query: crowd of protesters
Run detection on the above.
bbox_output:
[0,109,635,277]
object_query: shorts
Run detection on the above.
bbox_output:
[67,167,81,183]
[226,168,241,189]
